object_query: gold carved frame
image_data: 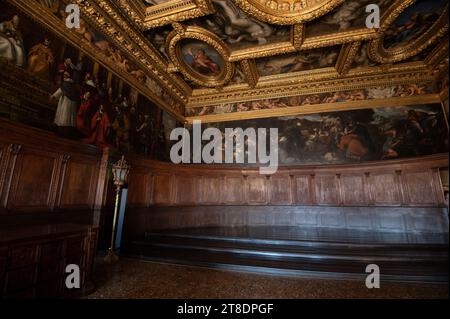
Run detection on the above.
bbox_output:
[368,1,449,64]
[167,26,235,87]
[232,0,344,25]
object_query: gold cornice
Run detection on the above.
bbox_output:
[186,94,442,124]
[336,42,361,75]
[301,28,378,50]
[292,24,305,50]
[240,60,259,88]
[188,62,436,107]
[142,0,215,30]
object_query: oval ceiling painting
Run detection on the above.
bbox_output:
[383,0,448,49]
[179,39,226,79]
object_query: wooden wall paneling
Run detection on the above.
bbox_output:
[201,176,222,205]
[402,169,439,206]
[6,147,59,212]
[315,174,340,205]
[363,172,375,206]
[175,175,199,205]
[269,175,293,205]
[152,174,174,205]
[124,154,448,208]
[368,171,402,206]
[223,175,244,204]
[127,166,150,207]
[93,149,110,210]
[340,173,367,206]
[395,170,408,206]
[246,175,268,205]
[0,143,9,209]
[57,155,98,209]
[1,144,22,209]
[432,168,446,206]
[294,174,314,205]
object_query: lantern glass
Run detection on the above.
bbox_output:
[112,156,130,186]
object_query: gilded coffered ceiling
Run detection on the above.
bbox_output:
[18,0,450,122]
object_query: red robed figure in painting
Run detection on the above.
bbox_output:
[77,91,94,136]
[84,104,110,148]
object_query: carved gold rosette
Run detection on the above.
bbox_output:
[233,0,344,25]
[167,26,235,88]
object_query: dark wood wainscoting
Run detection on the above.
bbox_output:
[122,154,449,237]
[125,155,448,208]
[0,119,110,298]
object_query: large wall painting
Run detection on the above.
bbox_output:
[199,103,449,165]
[0,1,179,160]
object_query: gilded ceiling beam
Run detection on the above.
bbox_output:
[185,94,442,124]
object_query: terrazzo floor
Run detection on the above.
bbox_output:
[87,258,449,299]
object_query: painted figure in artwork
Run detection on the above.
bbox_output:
[187,48,221,76]
[84,104,111,148]
[112,105,130,151]
[0,15,25,67]
[338,122,371,161]
[136,114,154,156]
[27,38,55,79]
[77,91,94,136]
[56,58,72,85]
[382,128,401,159]
[50,71,79,134]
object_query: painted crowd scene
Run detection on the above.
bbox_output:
[0,0,178,160]
[201,104,449,165]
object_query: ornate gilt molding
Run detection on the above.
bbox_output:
[167,26,235,87]
[368,1,449,64]
[143,0,214,30]
[233,0,344,25]
[186,94,442,124]
[188,64,436,107]
[240,60,259,88]
[336,42,361,75]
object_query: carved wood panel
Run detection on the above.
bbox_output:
[223,176,244,204]
[127,170,149,207]
[403,171,437,206]
[153,174,173,205]
[175,176,199,205]
[269,175,292,205]
[246,176,267,204]
[294,175,313,205]
[315,175,339,205]
[7,150,58,211]
[201,177,222,204]
[369,172,401,206]
[340,174,367,206]
[59,160,97,208]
